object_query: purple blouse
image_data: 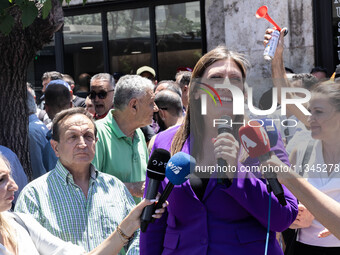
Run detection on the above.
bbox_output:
[140,125,298,255]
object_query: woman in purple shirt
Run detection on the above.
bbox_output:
[140,46,298,255]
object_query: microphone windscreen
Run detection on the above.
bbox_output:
[253,119,279,148]
[239,125,270,158]
[217,115,232,134]
[146,149,171,180]
[166,152,196,185]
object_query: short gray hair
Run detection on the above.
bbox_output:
[114,75,154,110]
[90,73,115,89]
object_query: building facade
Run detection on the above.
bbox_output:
[28,0,338,104]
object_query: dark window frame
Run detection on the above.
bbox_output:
[57,0,207,77]
[313,0,334,77]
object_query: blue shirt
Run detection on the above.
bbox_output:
[43,129,58,171]
[28,114,57,179]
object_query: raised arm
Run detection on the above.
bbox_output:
[88,198,167,255]
[263,155,340,239]
[265,28,310,127]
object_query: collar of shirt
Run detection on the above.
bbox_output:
[94,111,109,120]
[107,109,140,144]
[29,113,40,123]
[54,160,98,185]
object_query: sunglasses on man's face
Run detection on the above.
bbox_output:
[88,89,114,100]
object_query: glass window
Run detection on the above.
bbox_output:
[63,13,103,83]
[156,2,202,80]
[108,8,151,77]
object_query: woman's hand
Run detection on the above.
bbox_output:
[119,193,169,236]
[213,132,239,173]
[290,204,314,229]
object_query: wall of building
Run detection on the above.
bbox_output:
[205,0,314,104]
[64,0,315,104]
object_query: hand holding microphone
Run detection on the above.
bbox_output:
[214,116,239,182]
[140,149,171,232]
[238,123,287,206]
[153,152,196,212]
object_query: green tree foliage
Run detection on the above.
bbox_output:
[0,0,72,179]
[0,0,77,35]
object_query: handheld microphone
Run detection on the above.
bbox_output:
[239,124,287,206]
[140,149,171,232]
[216,116,233,185]
[153,152,196,212]
[217,115,233,167]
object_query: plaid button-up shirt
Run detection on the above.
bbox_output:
[15,161,139,254]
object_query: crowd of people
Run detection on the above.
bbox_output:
[1,27,340,255]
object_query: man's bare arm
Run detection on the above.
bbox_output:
[124,181,145,197]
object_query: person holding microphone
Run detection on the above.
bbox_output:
[0,153,167,254]
[265,27,340,254]
[140,46,298,255]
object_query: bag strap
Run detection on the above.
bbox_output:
[11,212,30,235]
[291,139,316,245]
[300,139,316,177]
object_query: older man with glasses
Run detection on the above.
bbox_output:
[89,73,115,120]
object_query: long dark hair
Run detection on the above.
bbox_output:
[171,46,249,159]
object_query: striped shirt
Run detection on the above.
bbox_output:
[15,161,139,254]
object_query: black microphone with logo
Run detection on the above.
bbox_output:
[140,148,171,232]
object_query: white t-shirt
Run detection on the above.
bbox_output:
[295,140,340,247]
[0,212,85,255]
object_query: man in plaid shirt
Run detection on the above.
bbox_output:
[15,107,139,254]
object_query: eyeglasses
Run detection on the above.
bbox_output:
[88,89,114,100]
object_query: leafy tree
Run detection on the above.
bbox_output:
[0,0,66,179]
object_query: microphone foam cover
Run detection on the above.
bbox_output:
[239,125,270,158]
[165,152,196,185]
[253,119,279,148]
[146,148,171,180]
